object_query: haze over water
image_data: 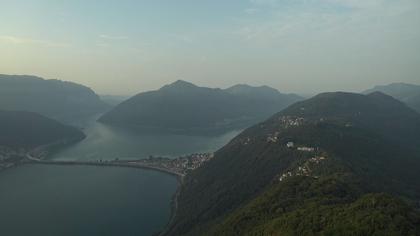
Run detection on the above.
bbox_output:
[51,120,240,161]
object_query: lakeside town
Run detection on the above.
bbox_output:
[1,146,215,178]
[0,146,27,170]
[119,153,215,176]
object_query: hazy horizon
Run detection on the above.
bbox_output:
[1,2,420,235]
[1,0,419,96]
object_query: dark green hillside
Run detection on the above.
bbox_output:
[165,92,420,236]
[0,74,109,124]
[100,81,244,130]
[211,177,420,236]
[0,110,85,148]
[276,92,420,147]
[98,80,302,133]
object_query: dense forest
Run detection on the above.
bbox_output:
[211,177,420,236]
[164,92,420,236]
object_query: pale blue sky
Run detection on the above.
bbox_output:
[1,0,419,95]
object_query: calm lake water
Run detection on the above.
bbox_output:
[0,121,240,236]
[51,121,240,161]
[0,165,178,236]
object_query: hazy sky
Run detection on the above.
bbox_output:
[1,0,419,95]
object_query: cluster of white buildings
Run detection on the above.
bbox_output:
[142,153,215,175]
[279,171,293,181]
[309,156,326,164]
[297,147,315,152]
[0,146,25,161]
[285,141,315,152]
[279,116,305,128]
[278,156,327,182]
[286,142,295,148]
[279,165,311,182]
[180,153,214,170]
[0,146,27,170]
[266,132,280,143]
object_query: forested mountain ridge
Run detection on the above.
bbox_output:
[0,74,109,124]
[164,91,420,236]
[364,82,420,113]
[270,91,420,148]
[0,110,85,148]
[224,84,301,101]
[98,80,302,133]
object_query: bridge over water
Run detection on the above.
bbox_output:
[25,156,185,178]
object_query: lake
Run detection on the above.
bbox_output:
[0,121,240,236]
[50,121,240,161]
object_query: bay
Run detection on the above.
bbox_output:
[0,121,240,236]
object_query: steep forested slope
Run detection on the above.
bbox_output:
[211,178,420,236]
[165,92,420,236]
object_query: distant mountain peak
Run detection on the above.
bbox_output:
[363,82,420,113]
[99,81,302,132]
[161,80,198,90]
[365,82,420,93]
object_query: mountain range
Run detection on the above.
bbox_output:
[99,80,302,133]
[164,91,420,235]
[364,82,420,113]
[1,74,420,234]
[0,74,109,124]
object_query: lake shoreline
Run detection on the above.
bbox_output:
[2,120,236,236]
[158,175,184,236]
